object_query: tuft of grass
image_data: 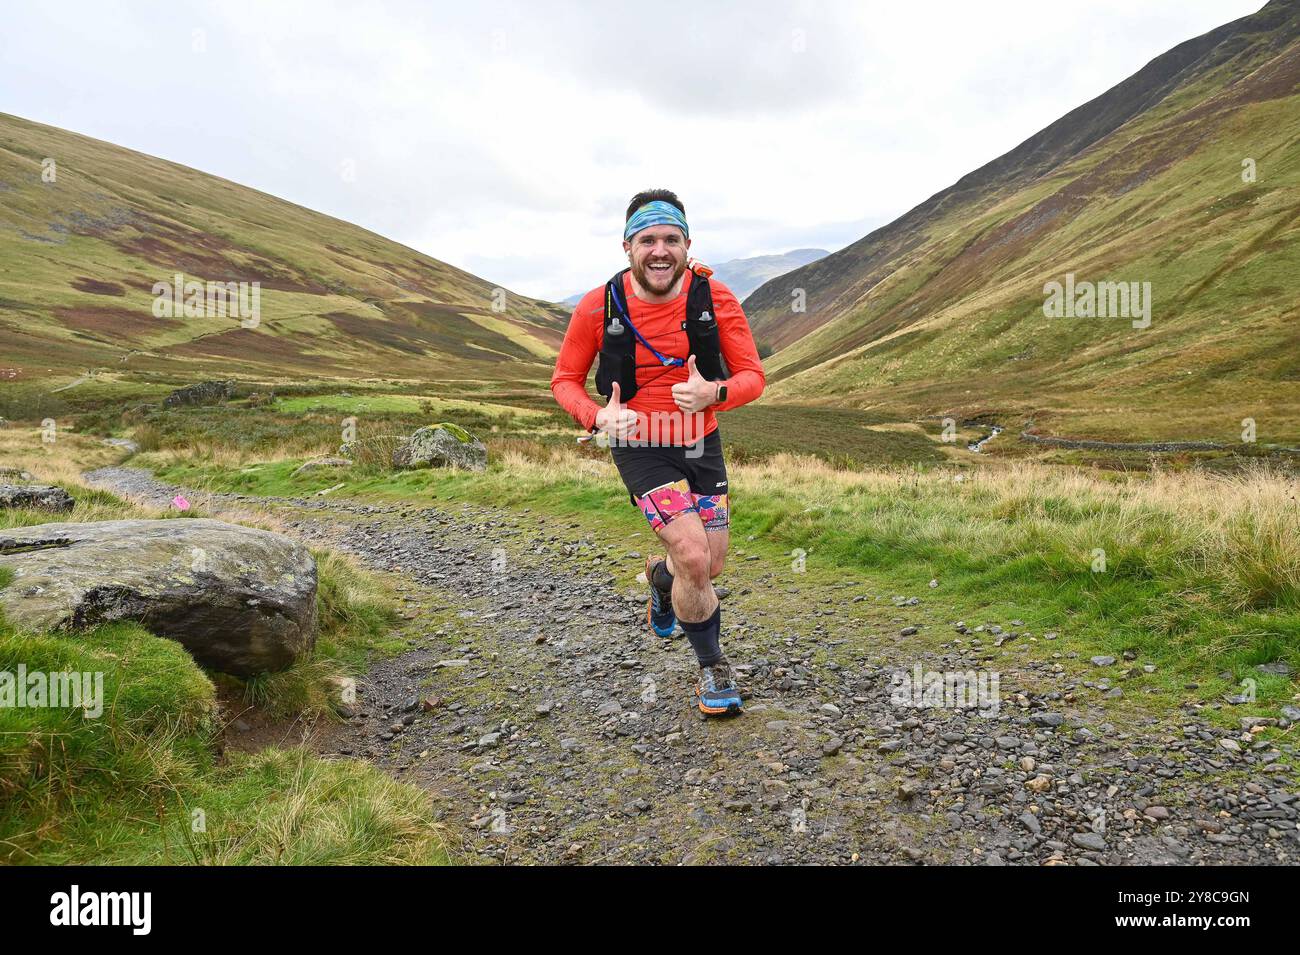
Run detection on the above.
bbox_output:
[344,433,407,472]
[131,421,164,453]
[0,621,219,863]
[234,548,400,720]
[165,747,450,866]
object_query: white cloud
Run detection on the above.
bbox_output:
[1,0,1262,300]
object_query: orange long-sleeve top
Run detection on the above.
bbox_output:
[550,269,766,446]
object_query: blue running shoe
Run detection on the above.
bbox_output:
[695,657,743,716]
[645,556,676,637]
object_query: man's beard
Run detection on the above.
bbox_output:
[632,256,686,295]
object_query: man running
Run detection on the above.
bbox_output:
[550,189,766,716]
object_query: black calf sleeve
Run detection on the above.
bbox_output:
[651,558,674,592]
[680,603,722,667]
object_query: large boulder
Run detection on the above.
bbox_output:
[0,485,74,512]
[163,379,236,408]
[0,519,317,676]
[392,423,487,471]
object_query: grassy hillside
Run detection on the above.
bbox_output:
[744,0,1300,443]
[0,112,567,386]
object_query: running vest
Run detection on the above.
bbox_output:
[594,263,728,402]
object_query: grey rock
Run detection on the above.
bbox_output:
[1071,832,1107,851]
[164,379,235,408]
[393,424,487,471]
[0,518,317,676]
[0,485,74,512]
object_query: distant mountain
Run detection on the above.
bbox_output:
[0,113,568,382]
[709,248,829,301]
[743,0,1300,441]
[554,248,828,310]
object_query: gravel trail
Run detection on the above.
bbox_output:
[84,466,1300,865]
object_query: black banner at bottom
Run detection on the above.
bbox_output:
[0,864,1282,940]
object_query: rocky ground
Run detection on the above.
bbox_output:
[84,466,1300,866]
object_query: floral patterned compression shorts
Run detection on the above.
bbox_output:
[609,428,730,533]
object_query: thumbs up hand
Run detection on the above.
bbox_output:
[671,354,718,413]
[595,380,640,440]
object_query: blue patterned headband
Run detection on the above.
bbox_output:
[624,200,689,241]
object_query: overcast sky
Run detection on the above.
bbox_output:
[2,0,1263,301]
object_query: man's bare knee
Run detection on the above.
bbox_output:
[668,538,710,582]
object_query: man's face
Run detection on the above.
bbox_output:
[624,225,689,296]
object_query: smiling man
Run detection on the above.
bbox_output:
[550,189,766,716]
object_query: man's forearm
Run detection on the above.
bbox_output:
[713,368,764,412]
[551,379,601,430]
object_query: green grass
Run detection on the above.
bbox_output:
[721,404,943,467]
[272,392,548,420]
[75,392,576,468]
[0,485,167,529]
[0,607,449,866]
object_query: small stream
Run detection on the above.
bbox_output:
[967,425,1003,453]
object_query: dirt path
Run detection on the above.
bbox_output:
[84,466,1300,866]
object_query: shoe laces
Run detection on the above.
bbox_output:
[701,659,736,692]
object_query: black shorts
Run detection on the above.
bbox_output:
[609,428,730,531]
